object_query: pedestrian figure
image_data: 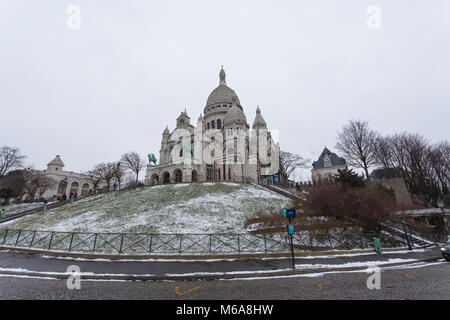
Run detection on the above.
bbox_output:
[0,208,5,217]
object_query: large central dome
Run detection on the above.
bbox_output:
[204,67,242,116]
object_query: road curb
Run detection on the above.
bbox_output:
[0,245,430,261]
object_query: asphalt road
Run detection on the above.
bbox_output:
[0,248,441,275]
[0,261,448,299]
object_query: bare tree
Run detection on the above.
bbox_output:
[0,146,26,176]
[35,174,57,199]
[86,168,103,194]
[335,120,378,179]
[23,171,56,200]
[1,170,27,202]
[113,162,126,190]
[120,152,145,183]
[426,141,449,196]
[373,133,449,204]
[279,151,309,182]
[373,136,394,169]
[91,162,116,192]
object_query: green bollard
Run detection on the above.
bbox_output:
[373,237,381,253]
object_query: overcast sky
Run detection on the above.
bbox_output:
[1,0,449,181]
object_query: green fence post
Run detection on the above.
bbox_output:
[373,237,381,253]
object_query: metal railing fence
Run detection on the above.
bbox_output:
[0,228,422,255]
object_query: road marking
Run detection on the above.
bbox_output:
[390,270,415,279]
[174,285,201,296]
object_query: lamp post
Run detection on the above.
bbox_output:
[437,200,448,238]
[401,219,412,250]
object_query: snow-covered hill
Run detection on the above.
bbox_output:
[1,183,290,234]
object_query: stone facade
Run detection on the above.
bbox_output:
[145,67,280,185]
[36,155,107,200]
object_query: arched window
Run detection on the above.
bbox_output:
[81,183,89,196]
[57,180,68,195]
[211,120,215,129]
[207,123,210,129]
[217,119,221,129]
[70,182,79,195]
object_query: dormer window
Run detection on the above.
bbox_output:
[324,154,332,168]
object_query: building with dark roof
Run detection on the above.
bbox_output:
[311,147,347,182]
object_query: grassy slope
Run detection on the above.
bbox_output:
[1,183,290,234]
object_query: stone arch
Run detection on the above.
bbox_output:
[150,173,159,185]
[192,170,198,182]
[172,169,183,183]
[70,182,79,195]
[81,183,90,196]
[206,165,213,181]
[162,171,170,184]
[57,180,68,195]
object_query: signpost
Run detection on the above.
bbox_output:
[282,208,296,270]
[437,200,448,237]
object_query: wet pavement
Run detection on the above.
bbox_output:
[0,247,442,275]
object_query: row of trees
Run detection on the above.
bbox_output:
[336,120,449,205]
[0,170,57,203]
[0,146,148,202]
[86,152,146,193]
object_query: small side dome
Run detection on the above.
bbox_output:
[224,104,247,127]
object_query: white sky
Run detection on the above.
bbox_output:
[1,0,449,181]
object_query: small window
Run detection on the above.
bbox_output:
[217,119,221,129]
[207,123,210,129]
[211,120,215,129]
[324,154,332,168]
